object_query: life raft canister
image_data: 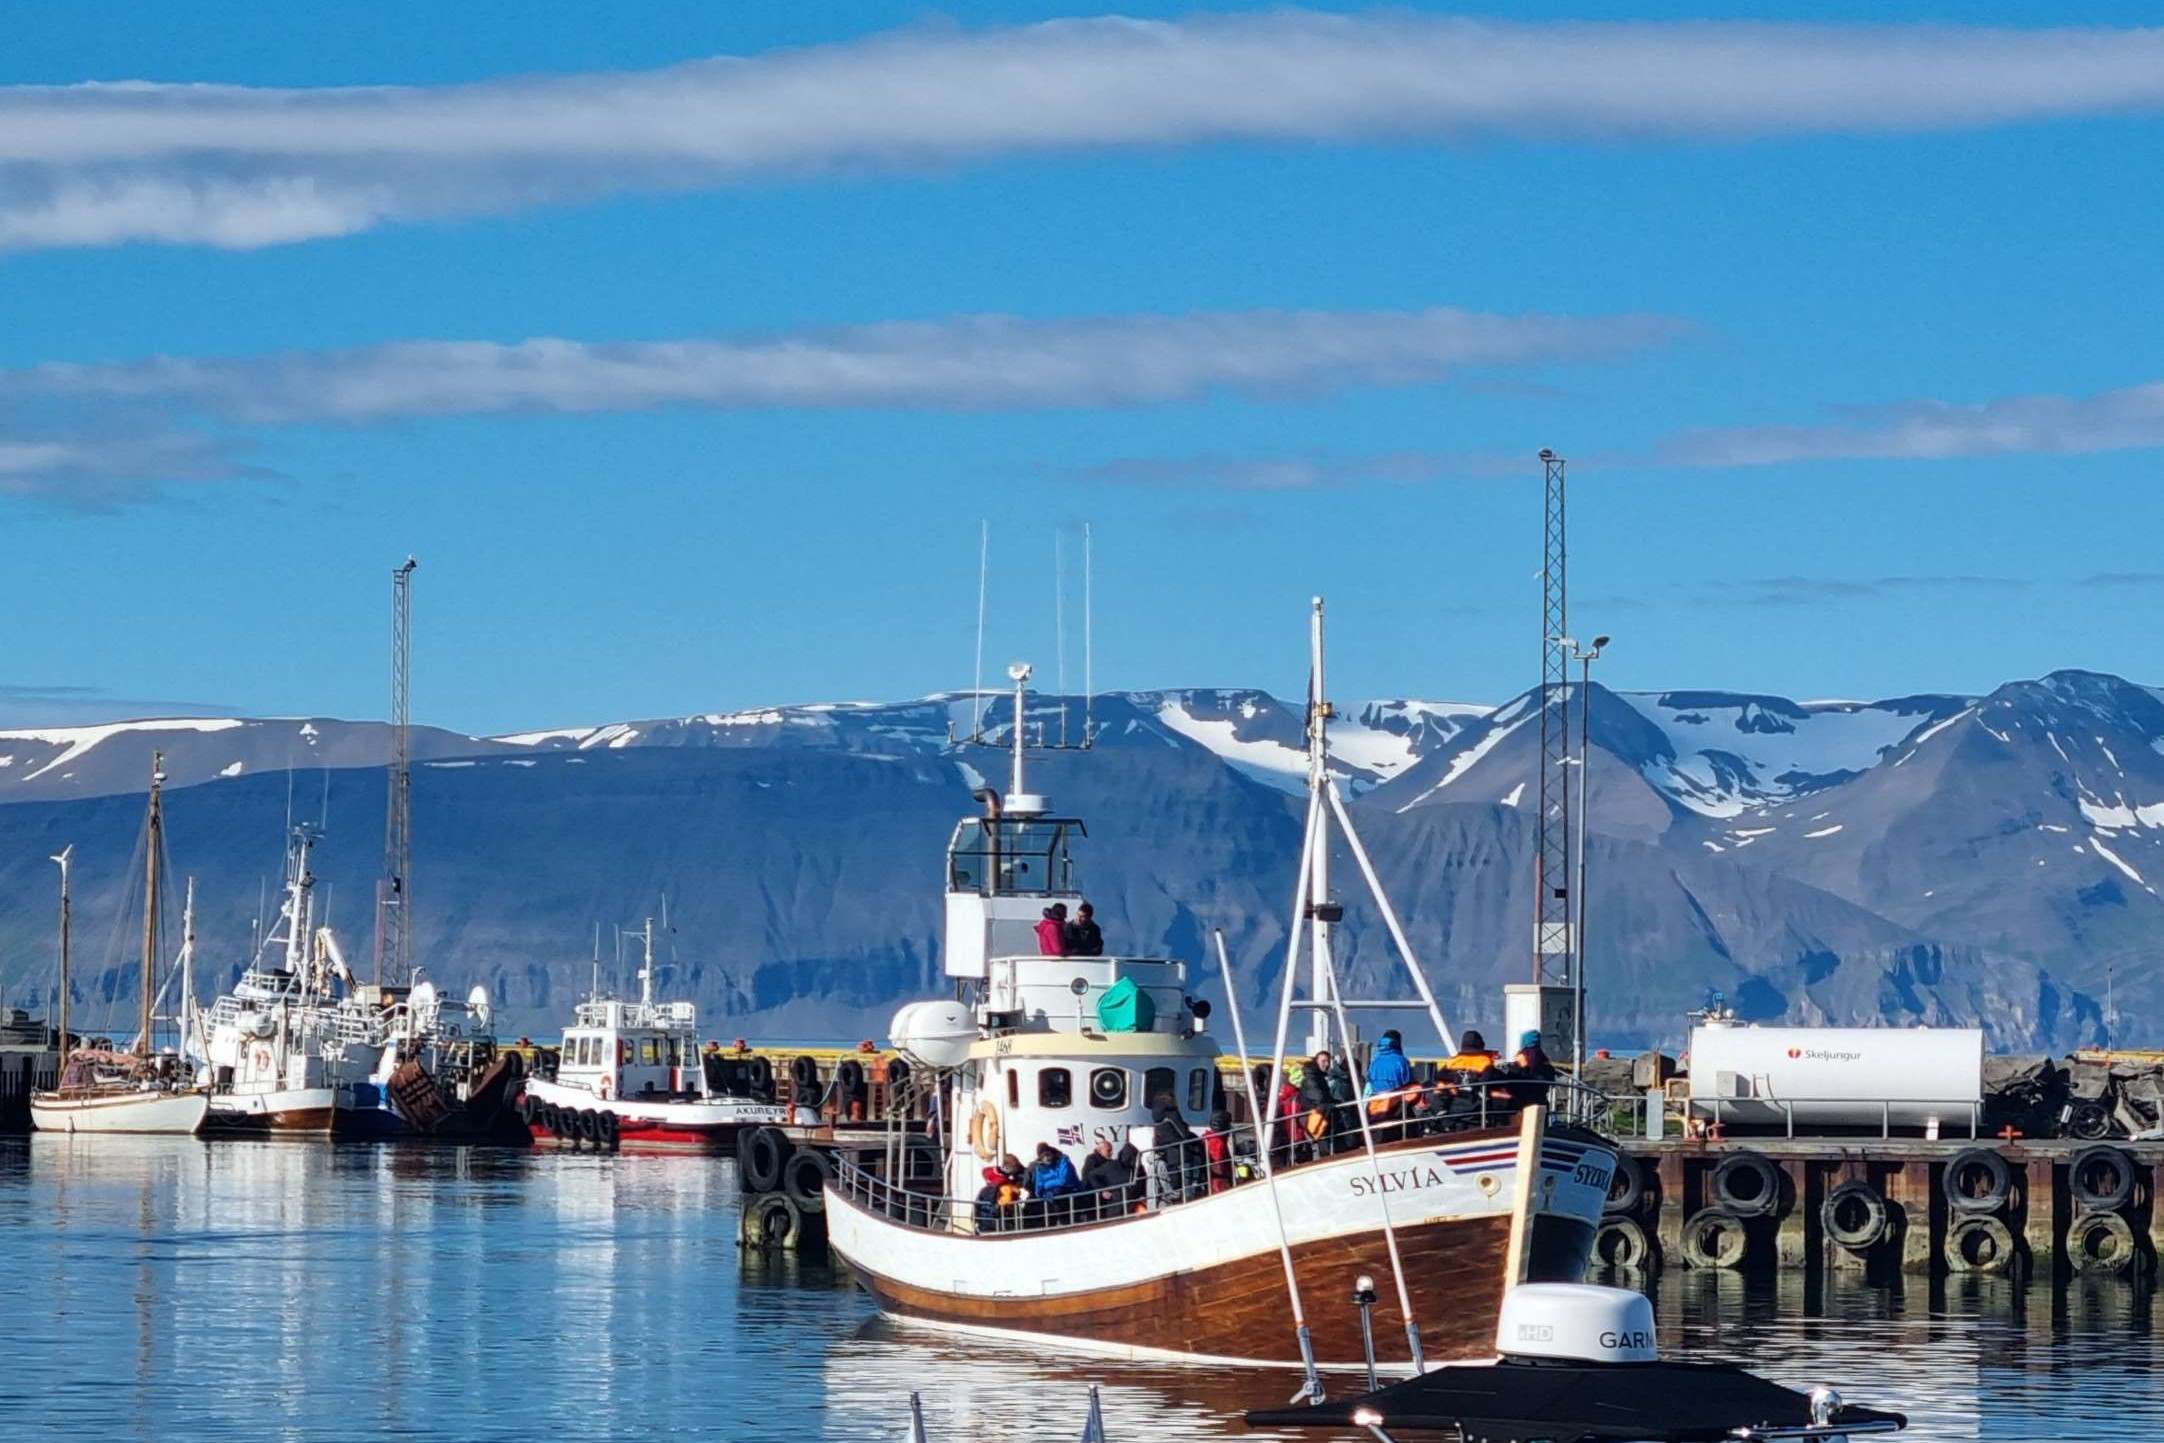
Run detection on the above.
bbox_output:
[970,1099,1001,1162]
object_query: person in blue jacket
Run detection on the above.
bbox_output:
[1365,1029,1414,1095]
[1028,1141,1081,1199]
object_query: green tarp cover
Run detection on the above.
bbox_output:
[1096,976,1156,1033]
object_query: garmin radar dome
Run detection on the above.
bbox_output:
[1495,1284,1659,1365]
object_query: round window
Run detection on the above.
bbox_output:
[1089,1067,1128,1109]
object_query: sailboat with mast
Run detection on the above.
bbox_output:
[30,754,209,1136]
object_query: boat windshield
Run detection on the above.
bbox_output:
[948,817,1083,897]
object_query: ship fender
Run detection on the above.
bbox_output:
[1680,1209,1749,1270]
[1591,1216,1651,1271]
[743,1126,791,1192]
[1603,1154,1647,1217]
[2068,1210,2138,1276]
[2070,1145,2136,1212]
[1709,1152,1782,1219]
[1945,1147,2013,1214]
[1821,1180,1892,1252]
[747,1055,776,1099]
[970,1099,1002,1161]
[790,1054,820,1092]
[785,1148,834,1212]
[596,1109,621,1153]
[1945,1214,2016,1274]
[741,1192,806,1251]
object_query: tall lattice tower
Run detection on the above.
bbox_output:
[1534,451,1571,989]
[379,556,418,982]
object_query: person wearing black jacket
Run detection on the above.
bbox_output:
[1064,901,1105,957]
[1297,1049,1355,1154]
[1080,1136,1132,1218]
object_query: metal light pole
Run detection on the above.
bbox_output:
[1567,636,1608,1083]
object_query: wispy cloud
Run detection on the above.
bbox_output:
[1079,447,1515,493]
[7,15,2164,249]
[0,304,1673,506]
[0,683,239,726]
[13,308,1676,420]
[0,427,274,509]
[1660,379,2164,468]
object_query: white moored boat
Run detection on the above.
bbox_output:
[31,755,208,1138]
[520,919,788,1152]
[826,640,1618,1371]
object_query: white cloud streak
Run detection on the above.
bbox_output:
[8,306,1677,422]
[7,14,2164,249]
[1661,380,2164,468]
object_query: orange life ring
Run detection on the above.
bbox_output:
[969,1099,1001,1162]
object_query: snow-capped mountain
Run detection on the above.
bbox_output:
[0,669,2157,1052]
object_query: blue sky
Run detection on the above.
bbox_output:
[4,3,2164,733]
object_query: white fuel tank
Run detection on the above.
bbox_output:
[1687,1025,1983,1129]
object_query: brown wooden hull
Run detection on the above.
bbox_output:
[847,1211,1517,1367]
[204,1104,337,1136]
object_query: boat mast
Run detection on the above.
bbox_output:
[178,877,197,1054]
[1008,661,1031,800]
[139,753,165,1056]
[637,917,655,1008]
[1305,598,1334,1055]
[51,844,72,1062]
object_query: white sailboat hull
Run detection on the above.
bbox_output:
[31,1089,210,1135]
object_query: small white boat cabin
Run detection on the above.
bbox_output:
[555,997,708,1102]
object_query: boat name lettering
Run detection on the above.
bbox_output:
[1347,1162,1450,1198]
[1571,1160,1612,1190]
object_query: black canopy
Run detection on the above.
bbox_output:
[1245,1358,1905,1441]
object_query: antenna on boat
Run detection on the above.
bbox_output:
[1056,528,1067,749]
[590,921,602,1002]
[1083,521,1094,748]
[973,521,990,739]
[636,917,655,1008]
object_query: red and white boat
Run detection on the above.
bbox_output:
[519,919,788,1152]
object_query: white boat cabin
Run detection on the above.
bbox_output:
[933,797,1226,1213]
[555,997,709,1102]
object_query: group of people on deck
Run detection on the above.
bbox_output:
[1034,901,1103,956]
[972,1096,1253,1232]
[1270,1026,1558,1162]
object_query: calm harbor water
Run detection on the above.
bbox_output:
[1,1136,2157,1442]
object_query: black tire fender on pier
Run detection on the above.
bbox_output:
[837,1059,866,1094]
[746,1055,776,1095]
[1679,1208,1749,1270]
[790,1054,820,1092]
[577,1108,601,1145]
[1945,1147,2014,1215]
[2068,1210,2139,1276]
[741,1192,804,1250]
[1603,1154,1646,1218]
[1709,1151,1782,1219]
[1821,1179,1892,1252]
[1944,1214,2016,1274]
[884,1056,909,1090]
[2070,1144,2137,1212]
[596,1109,621,1153]
[784,1148,834,1212]
[1591,1216,1651,1271]
[742,1126,791,1193]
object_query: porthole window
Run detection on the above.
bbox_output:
[1143,1067,1177,1113]
[1088,1067,1128,1110]
[1038,1067,1073,1109]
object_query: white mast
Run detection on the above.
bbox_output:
[1006,661,1042,812]
[1305,597,1333,1054]
[637,917,655,1008]
[178,877,196,1052]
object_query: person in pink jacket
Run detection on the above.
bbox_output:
[1034,903,1069,955]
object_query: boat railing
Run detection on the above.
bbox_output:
[832,1083,1616,1238]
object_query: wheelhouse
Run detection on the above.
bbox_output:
[556,998,705,1100]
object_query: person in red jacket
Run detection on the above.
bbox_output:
[1034,903,1069,956]
[1202,1109,1236,1193]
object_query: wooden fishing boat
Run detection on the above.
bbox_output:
[826,641,1617,1369]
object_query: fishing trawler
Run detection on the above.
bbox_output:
[518,919,789,1151]
[30,757,209,1136]
[825,636,1617,1372]
[189,825,396,1137]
